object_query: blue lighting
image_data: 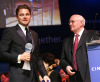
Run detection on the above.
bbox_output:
[30,0,33,1]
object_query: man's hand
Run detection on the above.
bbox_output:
[43,75,51,82]
[20,52,31,61]
[66,66,75,76]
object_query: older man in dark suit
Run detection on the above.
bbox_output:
[60,14,100,82]
[0,4,50,82]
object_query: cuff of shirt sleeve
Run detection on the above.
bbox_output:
[17,55,21,63]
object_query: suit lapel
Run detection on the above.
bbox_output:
[16,24,27,43]
[69,34,74,55]
[30,30,36,52]
[77,29,88,49]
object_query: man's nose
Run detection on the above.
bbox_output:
[23,16,27,19]
[69,22,72,26]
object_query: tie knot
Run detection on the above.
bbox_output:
[25,28,29,32]
[76,34,79,37]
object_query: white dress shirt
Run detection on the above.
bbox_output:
[73,28,84,43]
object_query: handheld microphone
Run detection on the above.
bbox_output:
[25,43,33,53]
[22,43,32,70]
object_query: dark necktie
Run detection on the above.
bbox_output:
[73,34,79,71]
[22,28,32,70]
[25,28,32,43]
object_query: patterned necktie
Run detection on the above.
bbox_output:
[73,34,79,71]
[25,28,32,43]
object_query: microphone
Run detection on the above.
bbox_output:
[94,13,99,29]
[22,43,33,70]
[25,43,33,53]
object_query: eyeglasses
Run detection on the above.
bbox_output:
[69,20,81,24]
[68,20,75,24]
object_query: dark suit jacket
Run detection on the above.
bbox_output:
[0,24,47,82]
[60,29,100,82]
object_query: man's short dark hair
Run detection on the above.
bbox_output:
[16,4,31,16]
[41,53,55,66]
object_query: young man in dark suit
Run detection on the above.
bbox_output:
[0,4,50,82]
[60,14,100,82]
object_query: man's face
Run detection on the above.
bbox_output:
[69,15,83,34]
[17,9,31,27]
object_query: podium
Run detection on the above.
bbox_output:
[87,40,100,82]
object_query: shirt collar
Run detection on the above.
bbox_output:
[78,28,84,36]
[18,23,26,31]
[75,28,84,37]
